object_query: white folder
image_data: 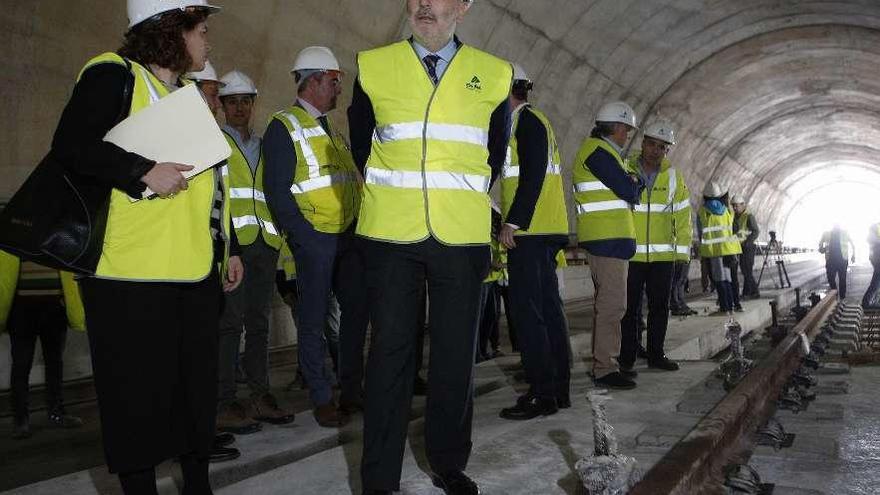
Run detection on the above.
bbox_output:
[103,84,231,200]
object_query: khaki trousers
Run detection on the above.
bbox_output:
[587,253,628,378]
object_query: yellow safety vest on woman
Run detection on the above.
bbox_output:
[500,104,568,236]
[224,133,282,248]
[735,211,753,242]
[82,53,230,282]
[625,154,692,263]
[269,106,360,234]
[699,207,741,258]
[572,138,636,243]
[0,250,86,332]
[356,41,512,245]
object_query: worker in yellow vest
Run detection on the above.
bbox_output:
[53,2,243,492]
[819,225,856,299]
[619,119,691,374]
[215,69,294,434]
[732,195,761,299]
[497,64,571,420]
[263,46,366,429]
[348,0,512,491]
[1,250,84,439]
[573,101,644,391]
[698,182,742,315]
[477,208,505,363]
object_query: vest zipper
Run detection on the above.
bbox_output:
[409,42,463,243]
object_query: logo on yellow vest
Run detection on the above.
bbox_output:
[466,75,482,91]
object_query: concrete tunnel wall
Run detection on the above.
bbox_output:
[4,0,880,385]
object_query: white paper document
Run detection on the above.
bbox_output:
[103,84,231,200]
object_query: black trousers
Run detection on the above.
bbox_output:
[826,259,848,298]
[8,296,68,419]
[334,234,370,404]
[725,255,742,308]
[497,285,519,351]
[361,238,489,491]
[620,261,674,367]
[80,271,221,474]
[508,236,570,399]
[477,282,500,357]
[740,245,760,296]
[669,261,690,311]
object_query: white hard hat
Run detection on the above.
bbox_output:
[596,101,638,129]
[512,63,530,82]
[186,60,224,85]
[127,0,221,29]
[703,181,726,197]
[643,119,676,145]
[292,46,341,74]
[218,70,257,97]
[731,194,746,204]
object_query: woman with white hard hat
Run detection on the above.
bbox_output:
[697,181,742,315]
[48,1,239,493]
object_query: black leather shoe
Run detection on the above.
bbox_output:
[209,446,241,463]
[648,356,680,371]
[593,372,637,390]
[432,470,481,495]
[214,433,235,448]
[619,367,638,379]
[499,396,558,420]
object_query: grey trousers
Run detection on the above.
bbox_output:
[218,238,278,405]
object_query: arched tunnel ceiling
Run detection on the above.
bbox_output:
[7,0,880,244]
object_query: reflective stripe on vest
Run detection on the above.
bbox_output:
[499,104,568,236]
[375,122,488,147]
[355,40,512,245]
[271,106,361,234]
[572,137,635,244]
[83,53,220,282]
[224,131,282,249]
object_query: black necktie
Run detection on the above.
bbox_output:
[423,54,441,84]
[318,115,330,134]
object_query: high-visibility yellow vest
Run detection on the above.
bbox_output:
[625,154,692,263]
[555,249,567,268]
[278,239,296,281]
[500,104,568,236]
[224,131,282,249]
[356,40,512,245]
[735,211,753,243]
[0,251,86,332]
[572,137,636,244]
[270,106,360,234]
[82,53,229,282]
[484,239,504,283]
[699,207,742,258]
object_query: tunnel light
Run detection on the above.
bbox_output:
[783,177,880,262]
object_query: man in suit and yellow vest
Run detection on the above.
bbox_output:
[216,70,294,434]
[620,120,691,375]
[348,0,512,492]
[573,101,644,391]
[496,64,572,420]
[819,225,856,299]
[862,222,880,307]
[1,250,84,439]
[263,46,366,429]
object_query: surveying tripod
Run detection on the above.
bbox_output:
[756,231,791,289]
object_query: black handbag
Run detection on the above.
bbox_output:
[0,59,134,275]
